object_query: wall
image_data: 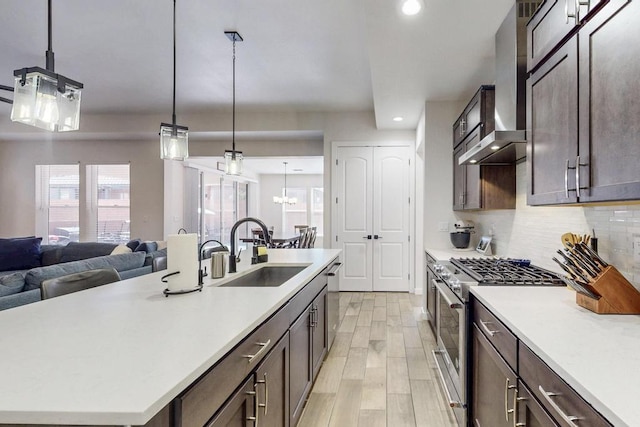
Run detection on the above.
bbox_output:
[459,163,640,288]
[422,101,465,249]
[0,138,164,241]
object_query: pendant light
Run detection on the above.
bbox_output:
[159,0,189,160]
[273,162,297,205]
[224,31,244,175]
[10,0,84,132]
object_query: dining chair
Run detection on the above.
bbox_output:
[41,267,121,300]
[251,226,275,248]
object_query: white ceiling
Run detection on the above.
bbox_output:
[0,0,515,130]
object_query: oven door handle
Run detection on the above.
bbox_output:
[433,279,463,309]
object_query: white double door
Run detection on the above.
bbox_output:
[334,145,411,292]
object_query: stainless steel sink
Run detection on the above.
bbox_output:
[219,265,309,287]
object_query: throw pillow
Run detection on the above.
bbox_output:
[58,242,118,263]
[0,272,26,297]
[126,238,142,251]
[110,244,132,255]
[134,241,158,253]
[0,237,42,272]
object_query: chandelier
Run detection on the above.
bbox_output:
[273,162,297,205]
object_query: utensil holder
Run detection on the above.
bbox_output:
[575,266,640,314]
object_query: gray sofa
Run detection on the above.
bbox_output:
[0,240,166,311]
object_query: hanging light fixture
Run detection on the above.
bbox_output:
[224,31,244,175]
[159,0,189,160]
[273,162,297,205]
[10,0,83,132]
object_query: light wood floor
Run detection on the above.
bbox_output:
[297,292,457,427]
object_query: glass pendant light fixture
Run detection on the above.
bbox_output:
[159,0,189,160]
[224,31,244,175]
[273,162,297,205]
[11,0,84,132]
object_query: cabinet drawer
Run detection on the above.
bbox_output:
[175,303,290,427]
[472,298,517,371]
[519,343,612,427]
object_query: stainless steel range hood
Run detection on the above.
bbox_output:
[459,1,538,165]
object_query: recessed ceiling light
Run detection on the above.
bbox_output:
[401,0,422,16]
[469,159,478,164]
[490,145,500,150]
[393,116,404,122]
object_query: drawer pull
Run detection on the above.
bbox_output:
[479,319,499,337]
[256,372,269,416]
[326,262,343,276]
[243,340,271,364]
[538,385,580,426]
[505,378,517,422]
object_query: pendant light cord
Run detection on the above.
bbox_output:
[232,37,237,154]
[172,0,177,125]
[45,0,54,71]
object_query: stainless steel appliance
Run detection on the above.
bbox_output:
[431,257,564,427]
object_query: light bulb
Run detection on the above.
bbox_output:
[402,0,422,15]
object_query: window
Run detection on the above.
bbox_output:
[88,165,130,244]
[201,172,248,246]
[282,187,323,235]
[36,165,80,245]
[36,164,130,245]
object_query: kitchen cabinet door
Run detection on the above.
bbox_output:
[453,127,481,211]
[289,305,313,427]
[453,144,466,211]
[527,36,579,205]
[311,287,327,380]
[470,324,518,427]
[527,0,579,72]
[576,0,640,202]
[453,86,495,149]
[255,333,290,427]
[205,376,256,427]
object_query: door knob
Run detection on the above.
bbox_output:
[363,235,372,240]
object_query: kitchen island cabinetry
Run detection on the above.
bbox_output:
[0,249,341,427]
[527,0,640,205]
[289,287,327,427]
[470,290,618,426]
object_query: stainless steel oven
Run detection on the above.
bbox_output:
[431,262,474,427]
[424,252,439,333]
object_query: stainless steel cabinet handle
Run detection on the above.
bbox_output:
[576,155,589,198]
[505,378,517,422]
[564,159,570,198]
[479,319,499,337]
[243,340,271,364]
[326,262,343,276]
[256,372,268,416]
[538,385,580,426]
[246,386,259,426]
[432,350,463,408]
[565,0,578,24]
[474,420,481,427]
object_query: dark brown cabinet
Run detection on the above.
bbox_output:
[254,333,290,427]
[527,37,578,205]
[205,376,256,427]
[470,297,612,427]
[453,85,495,148]
[453,86,515,211]
[289,287,327,427]
[471,324,518,427]
[527,0,640,205]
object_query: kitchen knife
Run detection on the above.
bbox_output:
[552,257,589,283]
[570,242,603,273]
[560,276,600,299]
[578,242,609,268]
[565,243,602,278]
[555,251,590,281]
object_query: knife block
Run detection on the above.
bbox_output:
[575,266,640,314]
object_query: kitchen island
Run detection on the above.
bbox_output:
[0,248,340,426]
[471,286,640,427]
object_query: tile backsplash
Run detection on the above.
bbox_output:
[458,163,640,289]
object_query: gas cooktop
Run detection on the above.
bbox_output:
[450,257,565,286]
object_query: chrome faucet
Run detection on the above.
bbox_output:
[229,217,271,273]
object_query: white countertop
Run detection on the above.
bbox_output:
[471,286,640,427]
[0,248,340,425]
[425,246,489,261]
